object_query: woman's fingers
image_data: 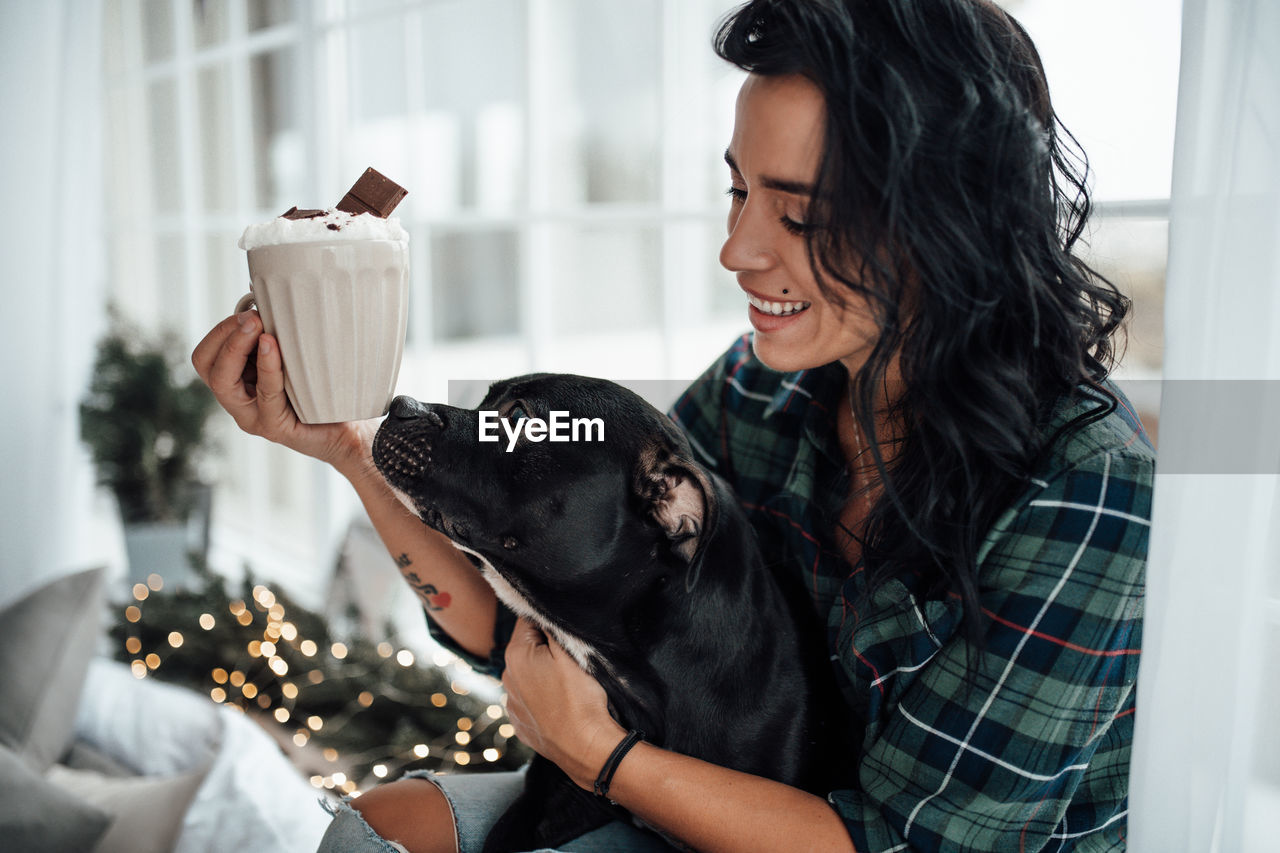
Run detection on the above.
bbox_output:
[191,313,245,381]
[204,312,265,425]
[252,333,287,412]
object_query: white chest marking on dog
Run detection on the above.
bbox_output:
[388,484,606,676]
[446,542,601,675]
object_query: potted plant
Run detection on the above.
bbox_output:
[80,310,218,587]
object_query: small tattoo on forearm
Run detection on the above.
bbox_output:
[402,569,452,611]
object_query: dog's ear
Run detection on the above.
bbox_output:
[650,467,706,563]
[635,445,717,583]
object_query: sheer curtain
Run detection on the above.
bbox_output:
[0,1,114,598]
[1129,0,1280,850]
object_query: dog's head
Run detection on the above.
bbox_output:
[371,374,720,668]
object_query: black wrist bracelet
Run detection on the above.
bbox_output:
[594,729,644,800]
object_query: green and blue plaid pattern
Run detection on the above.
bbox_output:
[669,333,1154,852]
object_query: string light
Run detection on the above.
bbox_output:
[115,576,531,790]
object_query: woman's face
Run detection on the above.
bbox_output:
[722,73,880,374]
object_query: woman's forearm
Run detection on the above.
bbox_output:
[339,444,498,660]
[564,732,854,853]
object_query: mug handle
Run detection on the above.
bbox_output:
[234,292,256,313]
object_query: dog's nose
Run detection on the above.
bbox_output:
[389,395,427,420]
[388,395,444,428]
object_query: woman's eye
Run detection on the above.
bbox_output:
[780,215,810,236]
[726,186,747,202]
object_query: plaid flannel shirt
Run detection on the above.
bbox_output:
[667,333,1153,852]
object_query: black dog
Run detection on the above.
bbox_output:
[372,374,834,853]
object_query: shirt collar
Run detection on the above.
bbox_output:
[761,360,849,420]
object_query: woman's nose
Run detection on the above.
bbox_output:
[719,199,775,273]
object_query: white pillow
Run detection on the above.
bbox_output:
[73,657,221,775]
[174,707,333,853]
[46,763,207,853]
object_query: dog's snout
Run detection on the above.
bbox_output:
[388,395,444,428]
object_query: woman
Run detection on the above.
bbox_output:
[194,0,1152,850]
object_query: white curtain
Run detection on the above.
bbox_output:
[1130,0,1280,850]
[0,1,117,600]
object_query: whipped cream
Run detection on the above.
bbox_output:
[239,209,409,250]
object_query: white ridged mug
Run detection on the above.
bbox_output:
[236,240,410,424]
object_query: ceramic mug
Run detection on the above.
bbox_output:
[237,240,410,424]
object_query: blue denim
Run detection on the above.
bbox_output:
[315,768,676,853]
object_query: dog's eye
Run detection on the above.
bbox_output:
[502,401,531,424]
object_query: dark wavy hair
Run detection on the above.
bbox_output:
[714,0,1130,651]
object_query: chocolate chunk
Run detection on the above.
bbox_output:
[335,167,408,218]
[280,206,327,220]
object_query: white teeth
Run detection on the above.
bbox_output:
[748,295,811,316]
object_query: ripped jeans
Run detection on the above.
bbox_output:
[315,768,675,853]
